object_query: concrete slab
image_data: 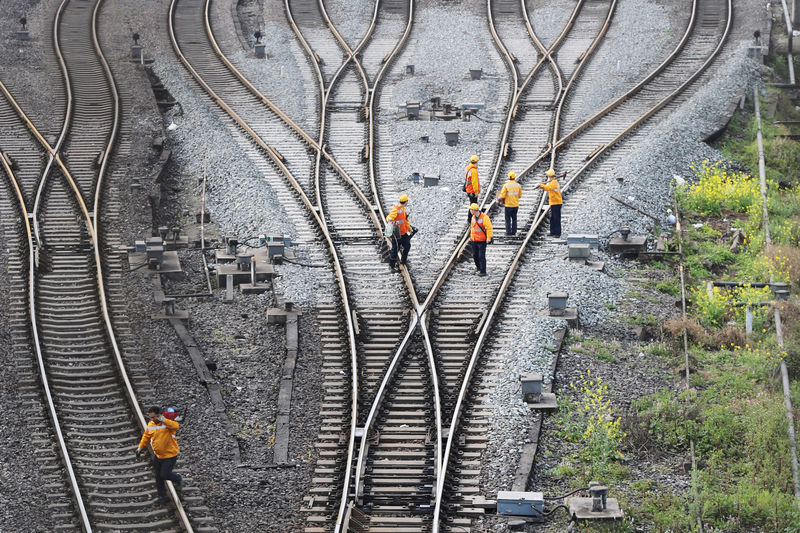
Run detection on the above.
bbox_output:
[240,282,270,294]
[127,251,182,274]
[216,261,275,286]
[608,235,646,254]
[152,310,189,320]
[525,392,557,411]
[537,307,578,328]
[568,497,624,520]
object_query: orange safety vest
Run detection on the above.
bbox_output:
[390,204,410,235]
[471,213,488,242]
[465,164,479,195]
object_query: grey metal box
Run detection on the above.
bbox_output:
[423,175,440,187]
[568,243,591,259]
[497,491,543,517]
[134,240,146,253]
[567,234,599,248]
[547,292,568,310]
[521,374,543,396]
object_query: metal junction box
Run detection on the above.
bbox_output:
[497,491,544,518]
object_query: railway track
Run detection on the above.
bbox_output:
[433,0,732,530]
[171,2,429,532]
[0,0,196,529]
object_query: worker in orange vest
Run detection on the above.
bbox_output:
[538,168,562,237]
[469,203,493,276]
[499,171,522,236]
[386,194,414,270]
[464,154,480,224]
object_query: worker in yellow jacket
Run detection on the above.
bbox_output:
[538,168,562,237]
[464,155,480,224]
[469,203,493,276]
[137,406,182,504]
[499,171,522,235]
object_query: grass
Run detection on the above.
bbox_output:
[615,86,800,530]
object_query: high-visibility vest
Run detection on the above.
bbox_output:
[471,213,488,242]
[388,204,410,235]
[465,164,479,195]
[500,181,522,208]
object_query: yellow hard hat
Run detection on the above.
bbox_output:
[399,194,409,203]
[545,168,555,177]
[469,203,479,210]
[508,171,516,179]
[470,155,479,163]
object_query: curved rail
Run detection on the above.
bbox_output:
[171,0,364,528]
[0,151,92,531]
[2,0,195,528]
[281,2,443,528]
[432,0,732,528]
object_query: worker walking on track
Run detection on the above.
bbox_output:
[469,203,493,276]
[464,155,480,224]
[499,171,522,236]
[386,194,414,270]
[136,406,183,504]
[538,168,562,237]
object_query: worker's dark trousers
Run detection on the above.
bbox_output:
[504,206,518,235]
[471,241,487,273]
[389,233,411,267]
[467,194,478,224]
[549,204,562,236]
[153,456,182,499]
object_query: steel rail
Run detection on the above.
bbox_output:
[534,0,700,163]
[91,1,193,522]
[315,0,372,104]
[560,0,731,194]
[365,0,415,223]
[0,151,92,532]
[418,0,598,315]
[170,1,361,529]
[433,0,731,528]
[478,0,586,215]
[205,5,432,528]
[518,0,558,88]
[547,0,617,169]
[296,2,443,528]
[431,202,551,533]
[7,0,195,528]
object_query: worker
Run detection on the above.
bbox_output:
[137,406,183,504]
[464,154,480,224]
[538,168,562,237]
[386,194,414,270]
[499,171,522,235]
[469,203,492,276]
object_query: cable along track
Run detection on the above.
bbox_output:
[0,0,195,530]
